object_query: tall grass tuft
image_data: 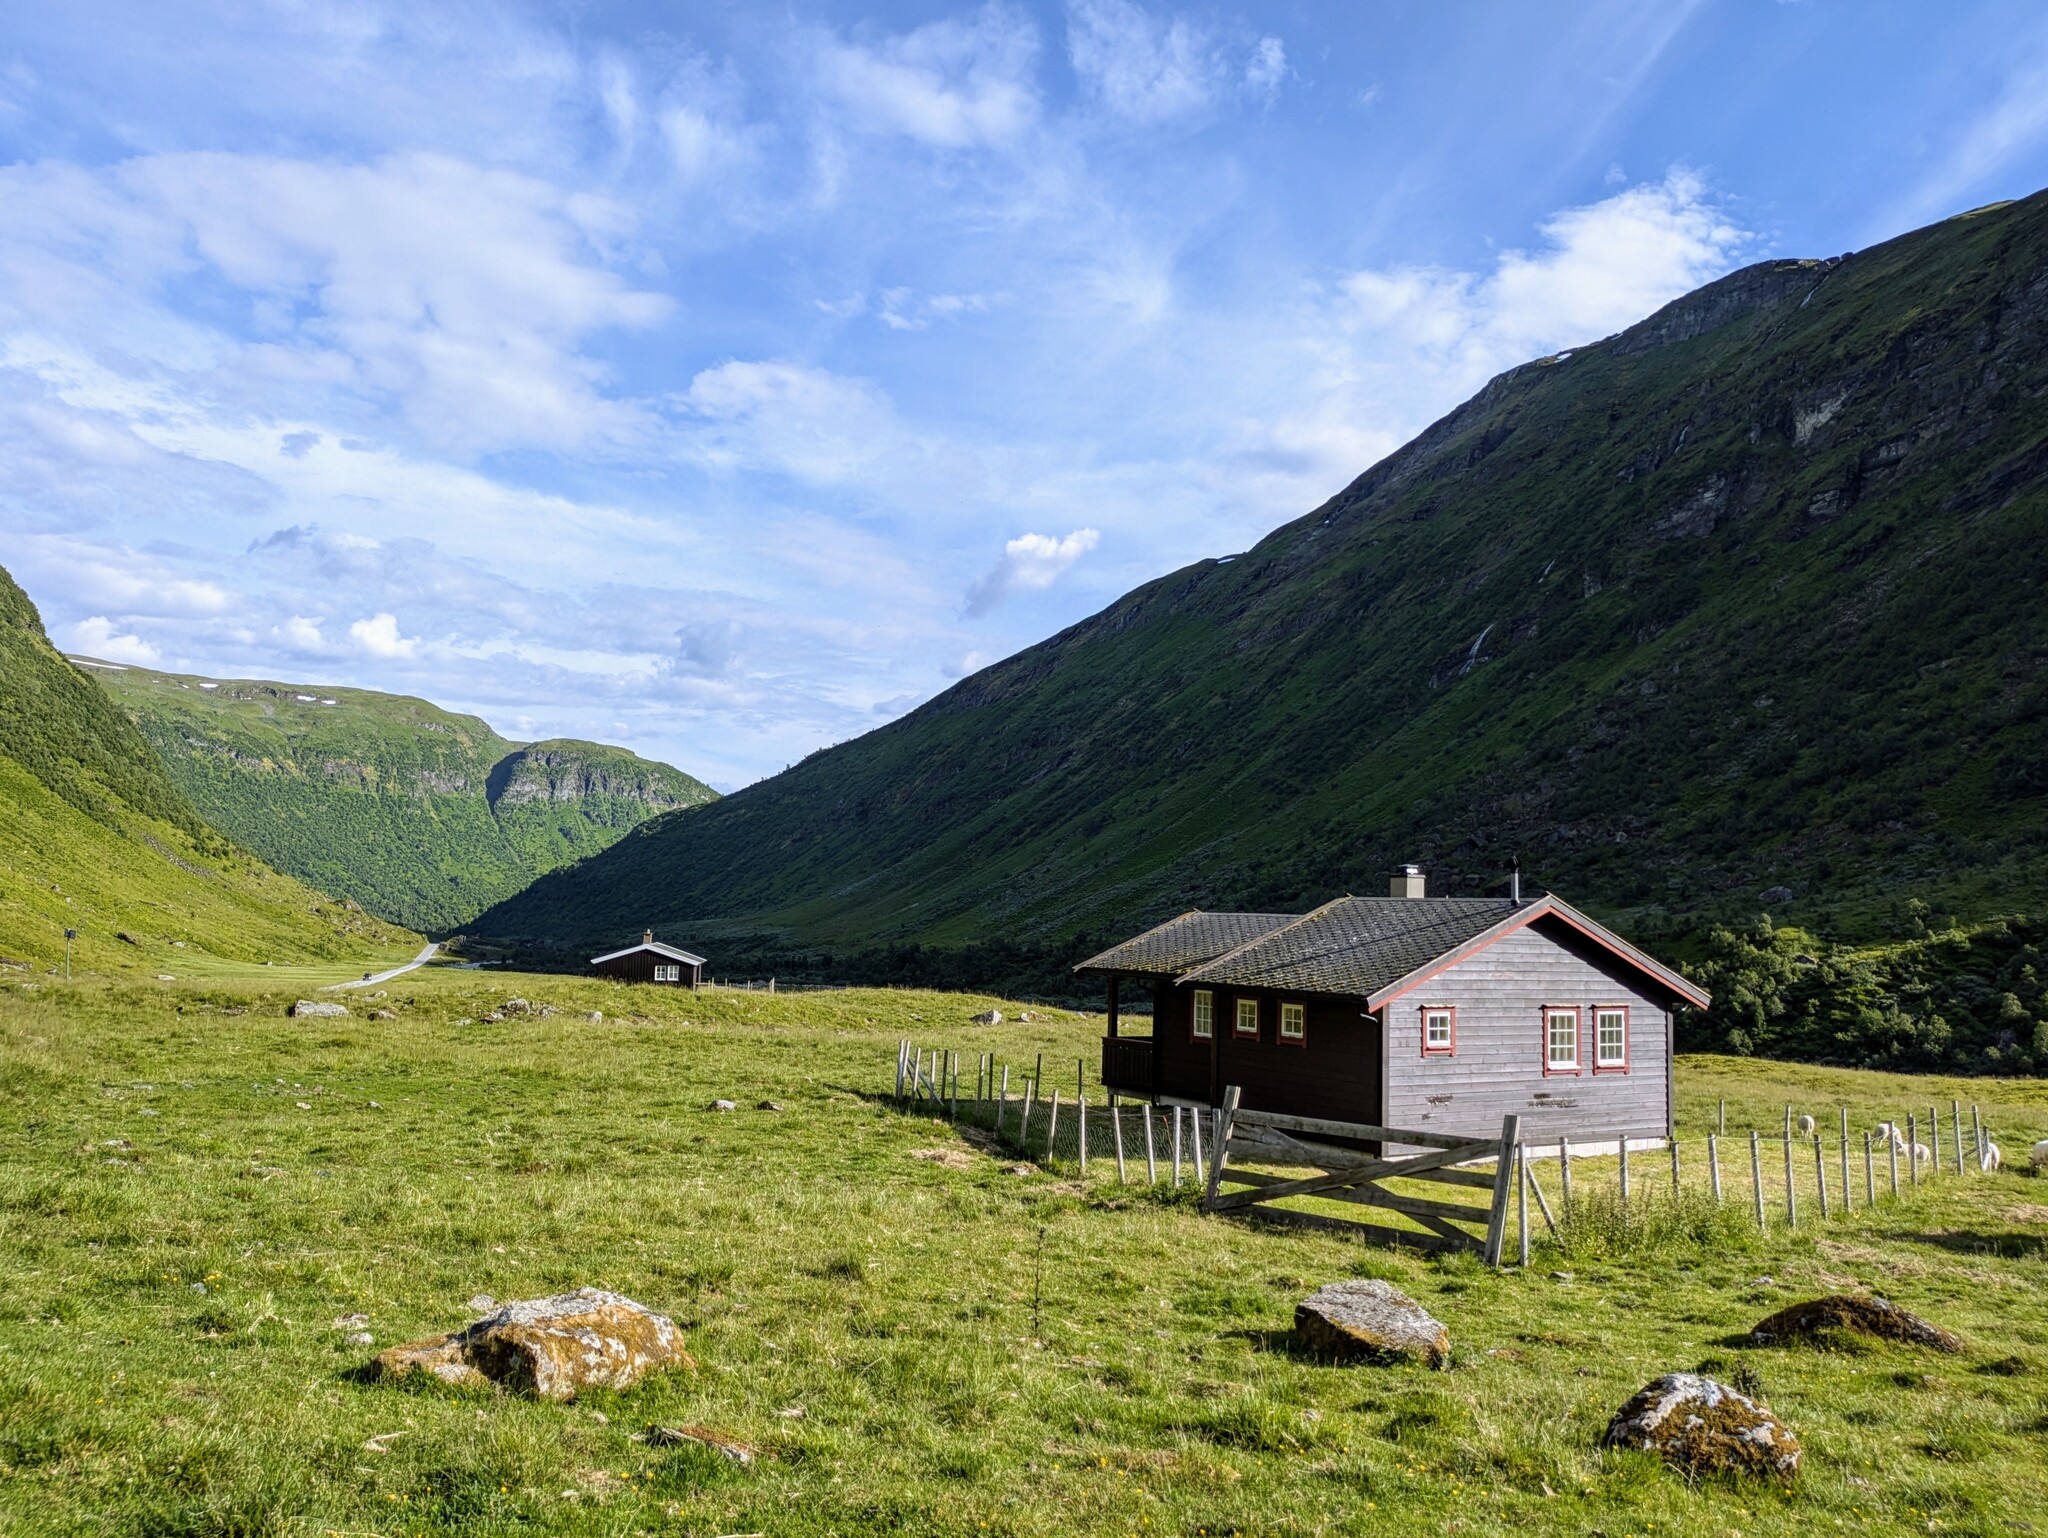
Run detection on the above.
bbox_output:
[1548,1185,1759,1261]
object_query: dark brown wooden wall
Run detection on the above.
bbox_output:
[591,951,701,986]
[1151,981,1380,1123]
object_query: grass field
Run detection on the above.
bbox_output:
[3,973,2046,1537]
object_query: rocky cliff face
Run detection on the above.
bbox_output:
[488,742,710,812]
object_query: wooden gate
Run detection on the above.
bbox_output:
[1201,1087,1522,1264]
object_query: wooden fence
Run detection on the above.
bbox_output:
[893,1044,2013,1265]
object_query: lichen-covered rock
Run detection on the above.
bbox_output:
[291,999,349,1018]
[370,1288,694,1400]
[1293,1280,1449,1368]
[1602,1373,1801,1478]
[1748,1294,1962,1353]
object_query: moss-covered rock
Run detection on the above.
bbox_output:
[1748,1294,1963,1352]
[1601,1372,1801,1478]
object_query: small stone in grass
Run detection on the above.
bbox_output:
[290,999,349,1018]
[334,1314,370,1329]
[711,1099,736,1111]
[345,1330,374,1346]
[367,1101,383,1110]
[757,1100,784,1112]
[295,1101,312,1110]
[586,1011,603,1023]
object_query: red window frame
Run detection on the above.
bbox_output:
[1190,988,1214,1042]
[1420,1003,1456,1057]
[1234,997,1261,1040]
[1592,1003,1630,1072]
[1542,1004,1582,1076]
[1278,1000,1307,1047]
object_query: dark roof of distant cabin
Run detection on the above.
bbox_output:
[1177,896,1515,995]
[589,940,706,966]
[1074,910,1297,976]
[1078,894,1712,1010]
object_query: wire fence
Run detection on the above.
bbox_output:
[893,1042,2017,1235]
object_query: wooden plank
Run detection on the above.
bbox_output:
[1222,1131,1497,1185]
[1324,1182,1493,1227]
[1204,1138,1497,1213]
[1231,1108,1480,1150]
[1230,1203,1468,1253]
[1204,1086,1241,1209]
[1401,1165,1501,1192]
[1523,1157,1558,1235]
[1481,1114,1520,1267]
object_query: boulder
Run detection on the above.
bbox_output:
[1747,1294,1963,1353]
[369,1288,694,1400]
[971,1009,1003,1025]
[1293,1280,1450,1369]
[1602,1373,1801,1478]
[291,999,349,1018]
[711,1099,737,1112]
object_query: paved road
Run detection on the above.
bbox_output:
[327,941,440,991]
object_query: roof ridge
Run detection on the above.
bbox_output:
[1176,894,1352,984]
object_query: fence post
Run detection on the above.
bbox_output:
[1840,1107,1851,1212]
[1482,1114,1523,1267]
[1709,1134,1722,1203]
[1019,1077,1036,1146]
[1814,1136,1829,1219]
[1619,1135,1630,1206]
[1908,1114,1919,1186]
[1750,1130,1765,1229]
[1112,1101,1128,1183]
[1078,1093,1087,1175]
[1668,1137,1681,1200]
[1952,1099,1964,1174]
[896,1040,907,1104]
[1205,1086,1242,1208]
[949,1051,958,1118]
[1559,1138,1573,1208]
[1718,1097,1726,1136]
[1864,1132,1875,1205]
[1047,1089,1061,1159]
[1889,1126,1899,1195]
[1143,1104,1158,1184]
[996,1065,1010,1137]
[1190,1103,1206,1175]
[1929,1106,1940,1175]
[1784,1127,1797,1227]
[1973,1103,1984,1169]
[1518,1142,1531,1267]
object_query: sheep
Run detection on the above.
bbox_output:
[1874,1122,1932,1166]
[2030,1138,2048,1171]
[1796,1113,1817,1137]
[1980,1142,2002,1173]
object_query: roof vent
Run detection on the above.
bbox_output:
[1390,864,1426,900]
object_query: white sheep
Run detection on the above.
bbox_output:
[1874,1122,1932,1166]
[1980,1142,2002,1172]
[2030,1138,2048,1171]
[1796,1113,1817,1137]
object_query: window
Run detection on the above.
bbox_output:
[1235,998,1260,1038]
[1422,1005,1455,1055]
[1279,1001,1306,1045]
[1545,1007,1581,1073]
[654,964,681,982]
[1595,1006,1629,1070]
[1191,989,1214,1040]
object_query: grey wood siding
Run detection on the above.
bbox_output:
[1383,917,1670,1144]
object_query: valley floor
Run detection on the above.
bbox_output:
[1,974,2045,1536]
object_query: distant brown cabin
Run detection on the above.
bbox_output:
[589,930,706,987]
[1075,868,1710,1150]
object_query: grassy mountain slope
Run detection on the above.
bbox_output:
[481,192,2048,968]
[0,565,415,976]
[91,665,717,934]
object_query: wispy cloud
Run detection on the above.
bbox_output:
[817,5,1041,148]
[965,527,1100,615]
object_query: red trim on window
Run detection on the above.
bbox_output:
[1189,986,1215,1043]
[1234,997,1261,1040]
[1420,1003,1456,1057]
[1542,1004,1582,1076]
[1592,1002,1631,1073]
[1278,1000,1307,1048]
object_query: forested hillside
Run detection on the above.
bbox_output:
[0,564,415,975]
[479,191,2048,1057]
[92,666,717,933]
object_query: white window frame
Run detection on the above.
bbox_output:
[1191,989,1214,1040]
[1279,1001,1306,1045]
[1422,1005,1455,1055]
[1544,1006,1581,1073]
[1594,1005,1629,1070]
[654,963,680,982]
[1234,997,1260,1039]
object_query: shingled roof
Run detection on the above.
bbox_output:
[1077,894,1710,1010]
[1074,910,1298,976]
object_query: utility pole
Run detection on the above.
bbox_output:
[64,928,77,981]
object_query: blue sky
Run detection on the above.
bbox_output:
[4,1,2048,789]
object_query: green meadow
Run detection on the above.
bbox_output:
[3,971,2046,1537]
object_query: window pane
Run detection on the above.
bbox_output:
[1547,1010,1577,1065]
[1193,990,1212,1038]
[1425,1009,1451,1046]
[1281,1003,1304,1039]
[1597,1009,1626,1063]
[1236,999,1259,1036]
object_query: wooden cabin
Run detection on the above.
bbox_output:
[1076,868,1708,1150]
[589,930,705,987]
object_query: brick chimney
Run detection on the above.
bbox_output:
[643,928,654,944]
[1390,864,1426,900]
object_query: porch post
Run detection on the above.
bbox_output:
[1106,974,1120,1038]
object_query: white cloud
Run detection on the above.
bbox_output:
[1245,38,1286,103]
[65,614,158,664]
[275,615,328,653]
[348,612,417,658]
[965,527,1100,616]
[677,360,899,482]
[1067,0,1221,123]
[818,6,1040,148]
